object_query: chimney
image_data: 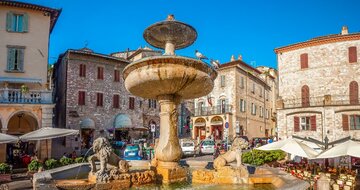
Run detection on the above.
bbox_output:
[341,26,348,35]
[230,55,235,61]
[238,54,242,61]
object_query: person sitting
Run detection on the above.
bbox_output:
[71,151,77,160]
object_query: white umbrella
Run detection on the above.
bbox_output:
[19,127,79,141]
[0,133,18,144]
[316,140,360,159]
[256,138,319,158]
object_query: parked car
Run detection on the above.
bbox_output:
[123,144,142,160]
[180,141,197,157]
[200,139,215,155]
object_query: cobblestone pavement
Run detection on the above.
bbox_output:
[182,154,214,161]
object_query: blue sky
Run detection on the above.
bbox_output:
[21,0,360,69]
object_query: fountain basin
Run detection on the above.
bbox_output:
[123,55,217,100]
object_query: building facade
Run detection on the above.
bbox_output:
[53,48,160,157]
[0,1,60,163]
[191,57,277,142]
[275,26,360,142]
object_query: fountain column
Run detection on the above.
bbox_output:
[155,95,182,164]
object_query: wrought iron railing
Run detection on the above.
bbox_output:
[0,88,52,104]
[282,95,360,109]
[194,104,232,116]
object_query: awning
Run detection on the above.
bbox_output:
[19,127,79,141]
[0,133,19,144]
[194,122,206,127]
[210,121,223,125]
[80,118,95,129]
[0,77,42,84]
[114,114,132,129]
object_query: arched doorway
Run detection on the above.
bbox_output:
[6,111,38,168]
[194,118,206,140]
[79,118,95,150]
[210,116,223,140]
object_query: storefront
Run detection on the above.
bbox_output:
[194,118,206,141]
[79,118,95,150]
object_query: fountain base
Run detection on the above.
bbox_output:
[156,162,187,184]
[55,169,156,190]
[192,166,249,184]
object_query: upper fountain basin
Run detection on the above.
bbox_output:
[123,56,217,100]
[143,20,197,50]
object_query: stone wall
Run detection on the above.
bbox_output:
[53,51,160,156]
[277,37,360,141]
[191,60,277,140]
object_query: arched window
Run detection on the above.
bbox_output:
[301,85,310,107]
[350,81,359,105]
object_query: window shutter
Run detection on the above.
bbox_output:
[83,65,86,77]
[294,116,300,132]
[7,48,15,70]
[349,81,359,104]
[244,100,246,112]
[6,12,13,31]
[79,65,83,77]
[342,114,349,131]
[300,53,308,69]
[349,46,357,63]
[154,100,157,109]
[23,13,29,32]
[310,115,316,131]
[18,49,24,71]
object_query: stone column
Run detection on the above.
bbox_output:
[155,94,182,166]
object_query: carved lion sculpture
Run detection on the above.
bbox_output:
[213,137,248,170]
[88,137,130,182]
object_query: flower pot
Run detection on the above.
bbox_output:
[247,165,256,174]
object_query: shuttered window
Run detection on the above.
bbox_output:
[349,115,360,130]
[6,12,28,32]
[301,85,310,107]
[113,94,119,108]
[114,70,120,82]
[148,99,157,109]
[310,116,316,131]
[300,53,308,69]
[79,64,86,77]
[7,46,25,72]
[97,67,104,80]
[129,97,135,109]
[294,116,300,132]
[240,99,246,112]
[349,46,357,63]
[240,77,244,88]
[342,114,349,131]
[96,93,103,107]
[78,91,85,105]
[349,81,359,105]
[220,75,226,87]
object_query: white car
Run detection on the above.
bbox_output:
[181,141,196,157]
[200,139,215,155]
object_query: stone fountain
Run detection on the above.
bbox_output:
[123,14,217,183]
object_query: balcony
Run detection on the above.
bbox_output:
[0,88,52,104]
[194,104,232,116]
[278,95,360,109]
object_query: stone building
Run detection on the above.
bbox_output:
[0,1,60,163]
[275,26,360,142]
[191,56,277,142]
[53,48,160,157]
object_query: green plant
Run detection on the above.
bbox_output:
[75,157,85,163]
[59,157,73,166]
[0,163,10,174]
[20,84,29,94]
[242,149,286,166]
[45,159,59,169]
[28,160,43,172]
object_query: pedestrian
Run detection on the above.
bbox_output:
[213,143,221,160]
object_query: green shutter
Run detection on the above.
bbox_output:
[7,48,15,70]
[23,13,28,32]
[6,12,13,31]
[18,49,24,71]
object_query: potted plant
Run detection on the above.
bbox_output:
[0,163,11,183]
[59,157,73,166]
[45,159,59,170]
[20,84,29,94]
[27,160,43,176]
